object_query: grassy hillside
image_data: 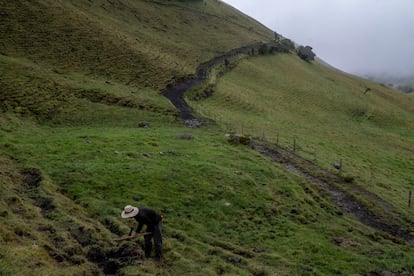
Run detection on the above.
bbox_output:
[1,0,414,275]
[190,53,414,218]
[0,0,273,119]
[2,108,414,275]
[0,0,272,91]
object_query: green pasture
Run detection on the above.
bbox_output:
[190,53,414,220]
[1,103,414,274]
[1,0,414,274]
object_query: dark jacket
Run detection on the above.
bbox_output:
[134,207,162,233]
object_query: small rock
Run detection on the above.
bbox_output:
[227,256,241,264]
[138,121,150,128]
[184,119,201,128]
[252,247,264,253]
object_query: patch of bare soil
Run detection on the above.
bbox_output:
[87,242,144,274]
[18,167,145,274]
[21,168,42,188]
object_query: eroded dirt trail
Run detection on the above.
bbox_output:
[161,45,414,245]
[253,142,414,244]
[162,43,261,119]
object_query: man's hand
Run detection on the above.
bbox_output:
[128,221,137,236]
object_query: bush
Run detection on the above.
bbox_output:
[271,38,295,53]
[259,39,295,55]
[297,45,316,61]
[227,133,252,146]
[258,43,269,55]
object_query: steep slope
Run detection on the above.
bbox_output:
[0,0,272,90]
[0,156,127,275]
[1,1,414,275]
[0,0,273,120]
[191,53,414,235]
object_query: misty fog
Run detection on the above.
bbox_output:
[222,0,414,81]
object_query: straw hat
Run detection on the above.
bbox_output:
[121,205,139,218]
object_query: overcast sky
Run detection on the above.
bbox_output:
[222,0,414,77]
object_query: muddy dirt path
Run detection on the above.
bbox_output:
[161,45,414,245]
[162,43,261,120]
[253,142,414,244]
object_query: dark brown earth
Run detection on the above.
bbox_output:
[18,167,146,275]
[162,47,414,246]
[162,43,261,120]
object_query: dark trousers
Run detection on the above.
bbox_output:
[144,222,163,258]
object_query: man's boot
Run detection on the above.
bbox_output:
[144,244,152,258]
[155,251,162,262]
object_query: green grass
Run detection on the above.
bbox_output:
[0,0,273,92]
[1,0,414,275]
[191,53,414,220]
[1,107,414,275]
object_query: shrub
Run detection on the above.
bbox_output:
[271,38,295,53]
[297,45,316,61]
[227,133,252,146]
[259,39,295,55]
[258,43,269,55]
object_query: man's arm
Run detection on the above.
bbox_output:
[136,221,143,233]
[128,221,137,236]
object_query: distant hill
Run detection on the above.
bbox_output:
[364,73,414,93]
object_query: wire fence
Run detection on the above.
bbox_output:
[195,107,414,209]
[195,106,319,162]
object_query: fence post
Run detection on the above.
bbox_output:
[369,165,373,183]
[409,190,412,208]
[293,138,296,152]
